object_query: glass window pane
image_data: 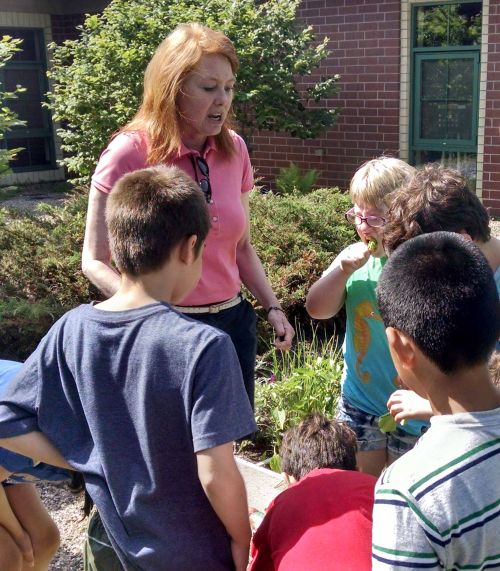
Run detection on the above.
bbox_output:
[6,137,52,169]
[414,150,477,192]
[421,102,447,139]
[3,69,46,129]
[0,28,41,61]
[419,57,475,141]
[421,101,472,140]
[448,60,473,100]
[447,102,472,139]
[415,3,482,48]
[422,60,447,99]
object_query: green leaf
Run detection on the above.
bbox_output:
[378,412,397,433]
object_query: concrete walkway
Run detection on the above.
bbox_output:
[236,457,286,512]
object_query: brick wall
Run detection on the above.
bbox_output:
[50,14,86,44]
[248,0,402,192]
[482,2,500,215]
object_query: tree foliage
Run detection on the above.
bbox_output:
[47,0,340,183]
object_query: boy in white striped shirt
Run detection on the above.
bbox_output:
[372,231,500,570]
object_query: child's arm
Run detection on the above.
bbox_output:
[306,243,371,319]
[197,442,251,571]
[0,432,72,470]
[0,473,35,567]
[387,390,433,422]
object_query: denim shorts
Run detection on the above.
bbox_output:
[335,393,419,459]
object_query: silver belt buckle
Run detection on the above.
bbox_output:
[208,304,221,314]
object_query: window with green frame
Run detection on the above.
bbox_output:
[410,1,481,190]
[0,27,56,171]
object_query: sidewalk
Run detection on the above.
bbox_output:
[236,457,286,512]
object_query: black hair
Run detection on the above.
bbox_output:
[377,231,500,373]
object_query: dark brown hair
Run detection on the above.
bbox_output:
[280,413,357,481]
[107,165,210,276]
[383,163,490,255]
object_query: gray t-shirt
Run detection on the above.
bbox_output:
[0,302,256,570]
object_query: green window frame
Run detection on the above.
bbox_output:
[0,27,56,172]
[413,51,479,152]
[410,2,481,161]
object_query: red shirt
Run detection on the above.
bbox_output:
[249,468,376,571]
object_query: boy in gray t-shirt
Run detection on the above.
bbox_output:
[0,166,256,570]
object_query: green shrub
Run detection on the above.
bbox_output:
[0,186,355,359]
[48,0,340,184]
[250,186,356,322]
[0,193,101,359]
[254,325,343,468]
[275,162,320,195]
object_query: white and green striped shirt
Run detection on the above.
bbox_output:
[372,407,500,570]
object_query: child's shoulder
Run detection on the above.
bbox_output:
[168,308,233,347]
[48,303,229,346]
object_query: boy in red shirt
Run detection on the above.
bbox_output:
[249,414,375,571]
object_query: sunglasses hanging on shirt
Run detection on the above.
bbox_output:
[190,155,213,204]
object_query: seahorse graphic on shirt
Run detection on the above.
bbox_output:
[353,300,382,383]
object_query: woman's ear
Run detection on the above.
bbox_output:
[458,230,473,242]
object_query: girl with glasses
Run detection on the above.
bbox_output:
[82,23,294,411]
[306,158,426,479]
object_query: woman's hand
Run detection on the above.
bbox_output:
[237,193,295,350]
[387,390,433,422]
[267,308,294,351]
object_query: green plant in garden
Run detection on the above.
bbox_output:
[0,35,26,191]
[275,163,320,196]
[254,325,343,469]
[250,186,356,323]
[47,0,340,184]
[0,193,101,359]
[0,186,355,359]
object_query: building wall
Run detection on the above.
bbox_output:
[50,13,87,44]
[248,0,402,192]
[0,11,65,185]
[483,1,500,214]
[0,1,108,16]
[0,3,107,186]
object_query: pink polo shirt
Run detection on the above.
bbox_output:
[92,130,254,305]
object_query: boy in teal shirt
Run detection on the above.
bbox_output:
[306,157,425,477]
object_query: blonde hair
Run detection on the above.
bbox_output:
[349,157,415,208]
[489,351,500,389]
[123,23,239,164]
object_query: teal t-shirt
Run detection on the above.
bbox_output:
[341,255,426,436]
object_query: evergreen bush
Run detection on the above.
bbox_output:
[0,193,102,359]
[0,187,355,359]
